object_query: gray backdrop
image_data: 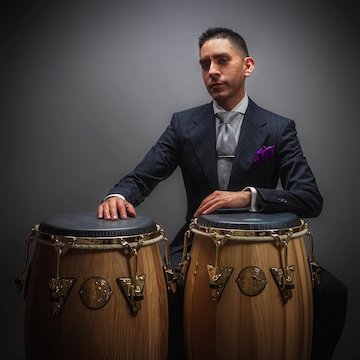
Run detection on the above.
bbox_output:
[2,0,359,358]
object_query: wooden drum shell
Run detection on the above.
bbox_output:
[184,217,313,360]
[24,216,168,360]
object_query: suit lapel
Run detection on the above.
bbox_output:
[188,103,219,189]
[187,100,268,191]
[228,99,268,189]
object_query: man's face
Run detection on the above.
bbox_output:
[199,38,253,110]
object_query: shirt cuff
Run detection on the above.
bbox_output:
[242,186,258,212]
[104,194,126,201]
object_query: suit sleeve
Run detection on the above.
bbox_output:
[256,120,323,218]
[105,115,180,206]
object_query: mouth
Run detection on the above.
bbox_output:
[210,82,225,90]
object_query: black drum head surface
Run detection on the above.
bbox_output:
[197,209,301,231]
[38,212,157,237]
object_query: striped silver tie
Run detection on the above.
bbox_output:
[216,111,238,190]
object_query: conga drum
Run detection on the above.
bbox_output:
[183,210,314,360]
[19,212,169,360]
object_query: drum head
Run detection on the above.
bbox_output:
[197,209,301,231]
[38,212,157,237]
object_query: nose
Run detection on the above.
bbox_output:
[208,61,220,78]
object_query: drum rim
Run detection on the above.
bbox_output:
[32,224,164,249]
[190,217,307,242]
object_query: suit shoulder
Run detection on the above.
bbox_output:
[249,99,295,127]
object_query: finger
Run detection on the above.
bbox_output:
[194,200,210,217]
[102,202,112,220]
[97,204,104,219]
[202,192,233,214]
[193,207,201,218]
[194,196,220,217]
[106,198,120,220]
[117,200,128,220]
[202,201,223,215]
[125,202,137,217]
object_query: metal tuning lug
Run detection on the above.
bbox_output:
[206,233,233,302]
[117,274,146,316]
[48,277,76,317]
[309,258,321,287]
[47,237,76,317]
[270,266,295,304]
[270,232,296,304]
[15,231,34,296]
[173,229,192,286]
[117,238,146,316]
[174,252,190,285]
[162,232,178,293]
[307,230,321,287]
[163,265,177,294]
[207,264,233,303]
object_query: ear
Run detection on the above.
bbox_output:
[243,57,255,77]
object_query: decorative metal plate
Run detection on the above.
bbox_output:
[48,277,75,317]
[207,265,233,303]
[236,266,267,296]
[117,274,146,316]
[270,266,295,303]
[79,277,113,309]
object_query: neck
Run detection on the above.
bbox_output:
[216,93,246,111]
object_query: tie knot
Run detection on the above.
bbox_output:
[216,111,239,125]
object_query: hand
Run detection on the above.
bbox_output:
[194,190,251,218]
[97,196,136,220]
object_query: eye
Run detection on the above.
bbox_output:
[217,56,230,64]
[200,59,210,70]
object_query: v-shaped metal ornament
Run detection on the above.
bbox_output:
[48,277,76,317]
[270,266,295,304]
[117,274,146,316]
[207,264,233,302]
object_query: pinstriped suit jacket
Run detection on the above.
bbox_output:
[107,98,323,243]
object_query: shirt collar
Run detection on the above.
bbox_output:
[213,93,249,115]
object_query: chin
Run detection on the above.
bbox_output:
[211,94,228,105]
[210,90,223,100]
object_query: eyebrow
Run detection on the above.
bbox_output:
[199,52,231,64]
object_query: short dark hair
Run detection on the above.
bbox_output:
[198,27,249,56]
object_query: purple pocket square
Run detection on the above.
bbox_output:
[253,145,276,163]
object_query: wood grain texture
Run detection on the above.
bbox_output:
[24,242,168,360]
[184,234,313,360]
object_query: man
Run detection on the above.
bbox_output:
[97,26,322,244]
[97,27,323,359]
